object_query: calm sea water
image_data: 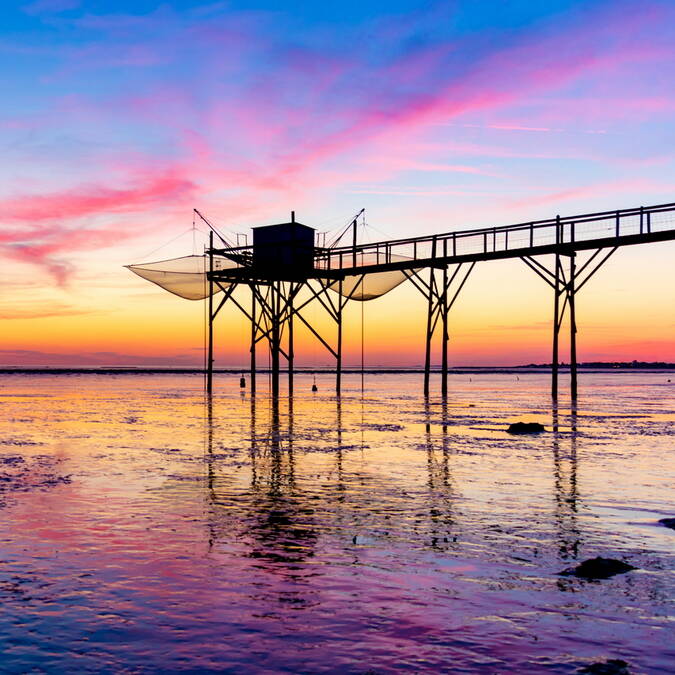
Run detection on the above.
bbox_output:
[0,372,673,674]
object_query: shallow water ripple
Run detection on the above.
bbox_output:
[0,372,673,673]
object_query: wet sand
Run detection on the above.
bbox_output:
[0,372,673,673]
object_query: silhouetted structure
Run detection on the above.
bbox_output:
[128,201,675,399]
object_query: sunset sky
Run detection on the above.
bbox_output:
[1,0,674,367]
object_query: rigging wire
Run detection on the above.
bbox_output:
[311,283,318,387]
[324,208,365,248]
[192,211,197,255]
[314,213,354,248]
[135,225,205,262]
[362,220,391,241]
[323,208,394,250]
[193,208,237,249]
[360,215,366,394]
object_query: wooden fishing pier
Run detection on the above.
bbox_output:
[129,201,675,399]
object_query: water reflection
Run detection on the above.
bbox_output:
[551,403,581,561]
[0,374,673,673]
[204,392,462,561]
[204,392,588,565]
[424,397,455,549]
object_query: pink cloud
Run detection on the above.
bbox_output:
[0,170,196,284]
[1,172,195,223]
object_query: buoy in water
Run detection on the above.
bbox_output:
[311,375,318,392]
[239,376,246,388]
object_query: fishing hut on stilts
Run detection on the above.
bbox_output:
[127,201,675,400]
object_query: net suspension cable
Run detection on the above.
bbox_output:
[133,224,206,264]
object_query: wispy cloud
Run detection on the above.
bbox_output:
[348,187,495,197]
[0,348,201,366]
[22,0,80,15]
[0,303,98,320]
[0,169,196,284]
[1,172,195,223]
[505,178,675,210]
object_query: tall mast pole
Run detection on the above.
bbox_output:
[352,218,358,268]
[207,231,214,395]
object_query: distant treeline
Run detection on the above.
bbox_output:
[523,361,675,369]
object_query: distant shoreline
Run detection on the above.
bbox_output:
[1,363,674,375]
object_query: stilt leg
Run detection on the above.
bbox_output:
[207,231,214,395]
[569,255,578,401]
[552,253,560,401]
[336,280,343,396]
[250,290,256,395]
[288,283,294,396]
[423,269,433,397]
[271,282,280,398]
[441,266,449,398]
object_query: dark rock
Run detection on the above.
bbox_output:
[578,659,631,674]
[560,557,636,579]
[658,517,675,530]
[507,421,546,434]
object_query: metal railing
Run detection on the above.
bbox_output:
[314,202,675,272]
[209,202,675,275]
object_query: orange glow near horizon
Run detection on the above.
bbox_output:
[2,243,673,367]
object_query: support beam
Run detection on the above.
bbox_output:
[221,279,347,398]
[408,264,475,397]
[522,247,616,401]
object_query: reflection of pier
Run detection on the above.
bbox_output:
[551,404,580,560]
[205,394,317,571]
[203,393,460,556]
[423,398,456,547]
[203,392,585,564]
